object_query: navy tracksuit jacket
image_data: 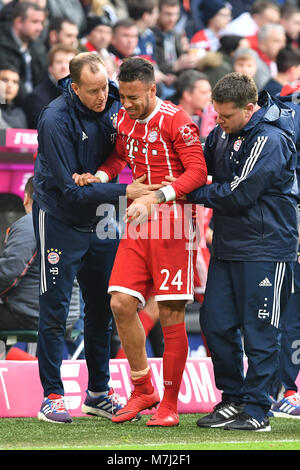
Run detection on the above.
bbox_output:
[188,91,299,420]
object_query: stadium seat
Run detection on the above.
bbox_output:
[0,329,38,346]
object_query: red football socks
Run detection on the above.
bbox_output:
[131,368,154,395]
[160,322,188,412]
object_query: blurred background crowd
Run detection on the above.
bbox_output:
[0,0,300,140]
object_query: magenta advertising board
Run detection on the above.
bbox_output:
[0,358,222,418]
[0,126,132,199]
[0,163,34,199]
[0,128,37,200]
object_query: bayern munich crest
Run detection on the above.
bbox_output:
[233,139,242,152]
[147,127,159,143]
[111,113,118,128]
[47,249,62,265]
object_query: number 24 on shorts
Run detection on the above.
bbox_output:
[159,269,183,290]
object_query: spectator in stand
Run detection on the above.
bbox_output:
[195,34,250,88]
[78,15,118,79]
[173,69,217,140]
[218,34,251,67]
[180,0,204,40]
[46,0,86,35]
[0,2,48,102]
[108,18,139,69]
[128,0,159,62]
[46,16,79,50]
[222,0,280,38]
[151,0,200,98]
[79,15,112,54]
[0,177,80,336]
[233,49,258,80]
[88,0,129,25]
[229,0,256,20]
[0,64,28,128]
[252,23,287,87]
[128,0,169,96]
[23,44,78,129]
[280,3,300,49]
[190,1,232,52]
[0,0,47,25]
[264,46,300,97]
[231,47,271,91]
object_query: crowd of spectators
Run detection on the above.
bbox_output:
[0,0,300,132]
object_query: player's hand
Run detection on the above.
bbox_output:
[124,192,160,225]
[126,174,162,200]
[161,175,177,185]
[72,172,101,186]
[161,175,187,200]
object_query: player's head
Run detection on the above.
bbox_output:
[70,52,109,113]
[117,57,157,120]
[212,72,258,134]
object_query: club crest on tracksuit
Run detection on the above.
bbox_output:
[47,249,62,265]
[233,137,244,152]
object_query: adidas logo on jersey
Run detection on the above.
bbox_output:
[82,131,88,141]
[259,277,272,287]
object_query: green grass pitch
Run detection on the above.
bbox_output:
[1,414,300,451]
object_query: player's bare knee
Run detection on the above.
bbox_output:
[110,292,138,323]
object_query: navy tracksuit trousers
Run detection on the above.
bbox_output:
[278,250,300,394]
[201,257,294,421]
[32,203,119,396]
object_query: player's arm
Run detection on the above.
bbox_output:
[73,131,128,185]
[125,111,207,223]
[38,114,128,204]
[158,111,207,202]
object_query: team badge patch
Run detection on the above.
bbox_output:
[147,127,159,143]
[111,113,118,128]
[47,249,62,265]
[179,124,198,146]
[233,139,242,152]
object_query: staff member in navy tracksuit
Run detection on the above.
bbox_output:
[185,72,299,431]
[269,84,300,418]
[33,52,158,423]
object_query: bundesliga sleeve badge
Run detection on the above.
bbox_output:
[179,124,198,146]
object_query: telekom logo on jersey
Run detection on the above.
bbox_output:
[95,197,206,250]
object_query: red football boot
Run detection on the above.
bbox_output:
[147,406,179,427]
[112,389,160,423]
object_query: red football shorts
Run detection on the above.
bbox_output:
[108,209,197,306]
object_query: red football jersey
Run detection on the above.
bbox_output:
[99,98,207,202]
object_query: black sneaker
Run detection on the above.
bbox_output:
[196,401,244,428]
[224,412,271,432]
